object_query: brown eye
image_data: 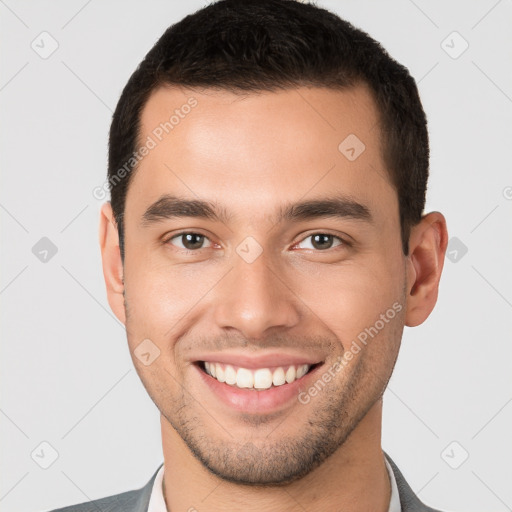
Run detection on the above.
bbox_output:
[168,233,211,250]
[295,233,346,251]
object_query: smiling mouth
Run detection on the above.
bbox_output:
[196,361,321,390]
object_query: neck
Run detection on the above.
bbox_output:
[161,400,390,512]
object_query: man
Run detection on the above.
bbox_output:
[50,0,448,510]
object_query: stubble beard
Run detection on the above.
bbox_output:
[124,292,403,486]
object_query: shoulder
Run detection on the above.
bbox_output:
[46,488,141,512]
[43,464,162,512]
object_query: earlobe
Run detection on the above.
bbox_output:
[404,211,448,327]
[99,202,126,324]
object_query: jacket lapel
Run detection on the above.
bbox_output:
[385,453,442,512]
[132,463,164,512]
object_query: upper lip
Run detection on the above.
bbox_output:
[192,351,324,369]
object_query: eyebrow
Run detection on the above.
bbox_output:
[141,194,373,226]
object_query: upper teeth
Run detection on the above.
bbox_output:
[203,362,311,390]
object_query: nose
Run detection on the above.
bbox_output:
[212,249,301,340]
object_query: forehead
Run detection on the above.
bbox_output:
[126,84,395,228]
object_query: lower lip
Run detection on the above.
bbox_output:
[195,363,323,414]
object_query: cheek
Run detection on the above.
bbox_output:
[289,254,403,346]
[122,253,222,340]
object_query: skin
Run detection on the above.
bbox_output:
[99,84,448,511]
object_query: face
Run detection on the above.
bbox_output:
[110,84,410,485]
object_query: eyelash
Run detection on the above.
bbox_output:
[163,231,351,252]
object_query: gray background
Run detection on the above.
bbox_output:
[1,1,511,511]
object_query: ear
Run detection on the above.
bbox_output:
[99,202,126,325]
[404,211,448,327]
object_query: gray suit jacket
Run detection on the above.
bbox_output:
[47,454,443,511]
